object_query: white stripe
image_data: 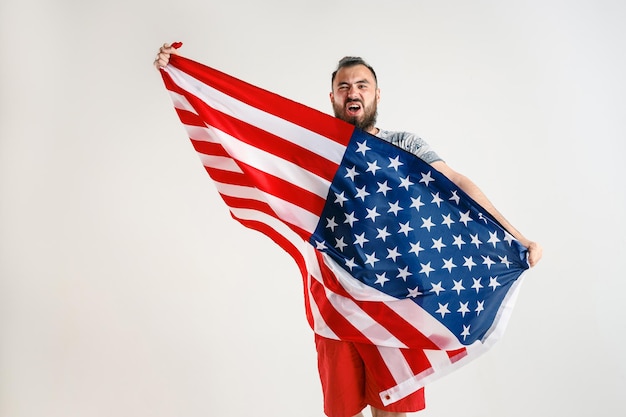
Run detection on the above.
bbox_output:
[184,125,216,143]
[199,154,242,173]
[304,247,407,348]
[182,119,332,207]
[165,65,347,164]
[377,345,416,385]
[169,91,196,114]
[227,206,306,251]
[210,127,332,200]
[321,252,464,350]
[214,181,321,234]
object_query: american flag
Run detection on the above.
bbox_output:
[160,54,529,405]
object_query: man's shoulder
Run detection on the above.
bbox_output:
[376,129,419,140]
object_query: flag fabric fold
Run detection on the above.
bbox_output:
[160,54,529,405]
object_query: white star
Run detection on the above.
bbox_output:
[460,324,471,340]
[503,231,515,245]
[344,211,358,227]
[386,247,401,261]
[487,231,501,248]
[436,302,451,318]
[470,233,482,248]
[463,256,477,271]
[355,185,370,201]
[410,196,425,211]
[489,276,501,291]
[366,160,381,175]
[408,241,424,257]
[431,192,443,207]
[452,279,465,295]
[441,213,455,228]
[387,201,403,216]
[478,212,488,223]
[458,302,470,317]
[315,240,327,250]
[398,221,414,236]
[419,171,435,186]
[334,237,348,251]
[499,255,512,268]
[364,252,379,267]
[397,266,412,281]
[399,176,414,190]
[441,257,457,273]
[431,237,446,252]
[419,262,435,277]
[407,286,422,298]
[334,191,348,207]
[354,232,369,247]
[471,277,483,293]
[421,217,435,232]
[345,166,359,181]
[482,255,496,270]
[375,272,389,287]
[459,210,473,226]
[452,234,465,249]
[376,226,391,241]
[449,190,460,205]
[325,217,338,231]
[377,180,392,195]
[388,156,403,171]
[345,258,357,270]
[356,140,370,155]
[475,300,485,315]
[365,206,380,222]
[430,281,445,296]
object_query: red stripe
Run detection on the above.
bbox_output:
[399,348,433,376]
[220,194,312,241]
[314,252,441,349]
[309,278,370,342]
[167,55,355,147]
[236,160,326,219]
[446,348,468,363]
[356,302,442,350]
[175,108,205,127]
[204,167,253,187]
[191,140,230,158]
[178,89,340,182]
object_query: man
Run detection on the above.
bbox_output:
[155,44,543,417]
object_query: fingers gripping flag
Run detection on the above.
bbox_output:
[160,53,529,405]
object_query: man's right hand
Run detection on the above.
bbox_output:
[154,43,179,69]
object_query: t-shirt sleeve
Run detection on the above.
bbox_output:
[378,130,443,164]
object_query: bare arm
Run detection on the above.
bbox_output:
[431,160,543,267]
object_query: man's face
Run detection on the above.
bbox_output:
[330,64,381,133]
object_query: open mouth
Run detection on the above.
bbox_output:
[346,101,362,115]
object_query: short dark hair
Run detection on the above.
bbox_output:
[331,56,378,87]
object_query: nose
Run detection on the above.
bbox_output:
[347,85,359,98]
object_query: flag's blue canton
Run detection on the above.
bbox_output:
[310,129,529,345]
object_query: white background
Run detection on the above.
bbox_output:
[1,1,625,416]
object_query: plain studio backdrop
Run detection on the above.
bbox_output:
[1,1,625,416]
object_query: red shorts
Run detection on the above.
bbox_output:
[315,335,426,417]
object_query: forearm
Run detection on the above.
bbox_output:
[431,161,530,245]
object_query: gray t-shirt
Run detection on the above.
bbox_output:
[375,129,443,164]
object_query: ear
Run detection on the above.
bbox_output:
[376,88,381,103]
[329,91,335,103]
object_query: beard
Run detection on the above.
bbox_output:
[333,99,378,132]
